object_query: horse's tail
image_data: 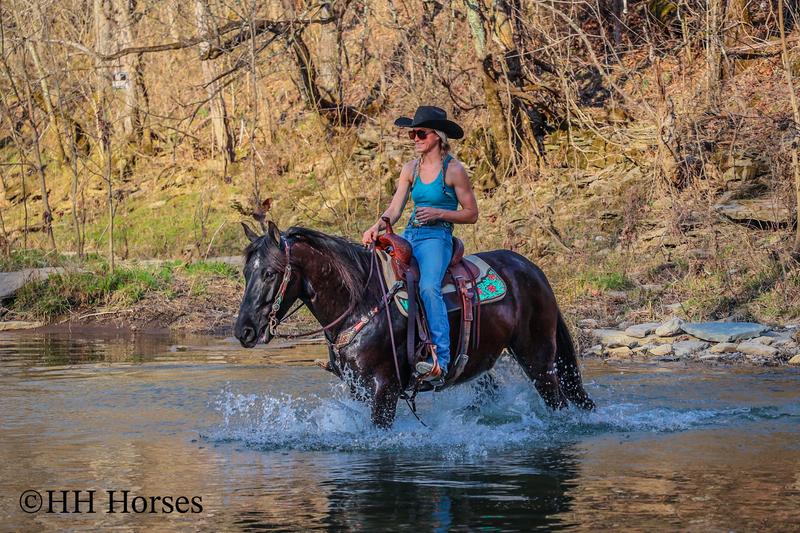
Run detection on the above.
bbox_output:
[555,310,596,410]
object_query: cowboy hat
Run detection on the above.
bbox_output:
[394,106,464,139]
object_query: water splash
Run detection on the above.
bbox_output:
[207,357,796,456]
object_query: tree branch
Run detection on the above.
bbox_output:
[11,15,337,62]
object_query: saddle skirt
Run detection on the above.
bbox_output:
[376,250,507,317]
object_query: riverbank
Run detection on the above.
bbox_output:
[2,254,799,368]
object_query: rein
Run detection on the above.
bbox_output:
[263,237,426,426]
[266,239,374,341]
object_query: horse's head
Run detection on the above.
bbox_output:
[235,220,297,348]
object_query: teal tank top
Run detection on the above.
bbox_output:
[410,155,458,213]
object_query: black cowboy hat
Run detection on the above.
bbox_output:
[394,106,464,139]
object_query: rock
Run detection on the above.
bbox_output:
[714,197,792,225]
[657,355,681,362]
[656,318,685,337]
[680,322,768,343]
[633,344,654,353]
[591,329,639,348]
[625,322,661,338]
[606,346,633,358]
[672,340,710,357]
[607,291,627,299]
[649,344,673,357]
[0,267,70,299]
[585,344,603,356]
[750,336,775,345]
[579,318,599,329]
[788,355,800,366]
[774,340,798,349]
[699,353,723,361]
[617,321,632,330]
[737,342,779,357]
[0,321,43,331]
[708,342,739,353]
[664,302,684,312]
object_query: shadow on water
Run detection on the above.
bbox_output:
[226,447,582,532]
[1,330,799,532]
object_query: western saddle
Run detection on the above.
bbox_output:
[375,217,480,390]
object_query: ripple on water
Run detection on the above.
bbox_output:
[207,357,799,458]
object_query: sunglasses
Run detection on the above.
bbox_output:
[408,129,435,140]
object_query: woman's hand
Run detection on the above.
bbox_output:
[414,206,442,224]
[362,225,380,245]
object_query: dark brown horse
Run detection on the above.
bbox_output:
[235,221,595,427]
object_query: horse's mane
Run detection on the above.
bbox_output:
[244,226,381,313]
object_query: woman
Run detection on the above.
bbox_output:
[362,106,478,383]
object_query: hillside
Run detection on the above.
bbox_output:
[1,0,799,328]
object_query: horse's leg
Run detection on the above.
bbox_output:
[475,372,500,403]
[509,333,569,410]
[369,374,400,428]
[555,311,596,410]
[464,372,500,411]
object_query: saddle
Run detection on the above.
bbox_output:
[375,218,486,389]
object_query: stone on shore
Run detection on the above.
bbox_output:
[708,342,738,354]
[624,322,661,338]
[788,354,800,366]
[736,342,779,357]
[750,336,774,345]
[672,340,710,357]
[680,322,768,343]
[649,344,673,357]
[606,346,633,357]
[586,344,603,356]
[591,329,639,348]
[579,318,599,329]
[0,321,43,331]
[656,318,685,337]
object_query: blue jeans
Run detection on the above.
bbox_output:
[401,225,453,372]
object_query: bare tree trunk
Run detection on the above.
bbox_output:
[482,55,512,162]
[195,0,235,162]
[705,0,722,104]
[114,0,151,152]
[27,41,68,164]
[779,0,800,259]
[317,1,342,106]
[24,78,56,251]
[106,134,115,274]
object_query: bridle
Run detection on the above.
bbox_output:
[263,239,368,341]
[262,237,425,424]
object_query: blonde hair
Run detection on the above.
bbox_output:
[434,129,451,157]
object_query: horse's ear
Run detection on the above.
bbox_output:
[267,220,282,246]
[242,222,260,242]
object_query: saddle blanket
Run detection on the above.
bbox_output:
[377,250,507,317]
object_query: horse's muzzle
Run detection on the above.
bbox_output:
[235,317,266,348]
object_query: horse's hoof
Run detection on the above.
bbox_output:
[314,359,333,373]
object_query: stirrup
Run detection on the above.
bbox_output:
[415,359,443,382]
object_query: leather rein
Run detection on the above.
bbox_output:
[264,239,411,392]
[265,239,370,341]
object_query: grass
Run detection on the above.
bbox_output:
[12,264,173,319]
[0,249,78,271]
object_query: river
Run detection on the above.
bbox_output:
[1,329,798,532]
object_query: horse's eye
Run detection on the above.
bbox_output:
[263,271,276,280]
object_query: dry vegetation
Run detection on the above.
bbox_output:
[1,0,800,330]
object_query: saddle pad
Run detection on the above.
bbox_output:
[377,251,507,317]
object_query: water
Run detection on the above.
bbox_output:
[1,330,799,532]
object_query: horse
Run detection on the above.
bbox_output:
[235,221,595,427]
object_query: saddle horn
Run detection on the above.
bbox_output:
[376,217,413,265]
